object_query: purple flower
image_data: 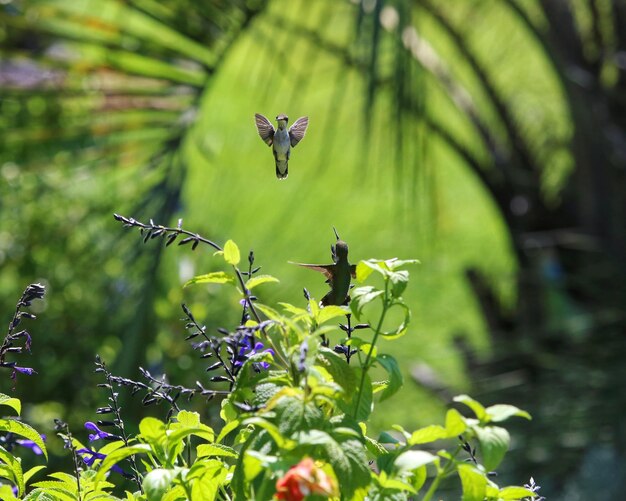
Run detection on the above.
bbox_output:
[77,448,126,476]
[235,338,274,369]
[11,366,36,379]
[84,422,117,442]
[15,435,45,455]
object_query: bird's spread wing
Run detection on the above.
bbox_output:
[289,262,334,282]
[255,113,275,146]
[289,116,308,147]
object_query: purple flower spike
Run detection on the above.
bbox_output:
[234,337,274,370]
[84,421,116,442]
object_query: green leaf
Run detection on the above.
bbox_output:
[243,417,296,450]
[216,418,240,444]
[408,425,448,445]
[474,426,510,471]
[223,240,240,265]
[393,450,437,474]
[175,410,201,428]
[445,408,467,436]
[499,486,537,499]
[184,272,234,287]
[94,444,152,487]
[245,274,279,290]
[316,348,357,399]
[190,473,220,501]
[317,436,370,499]
[0,445,24,495]
[344,368,373,422]
[350,286,384,317]
[139,417,167,443]
[0,395,21,416]
[0,420,47,460]
[485,404,532,423]
[389,270,409,298]
[454,395,487,422]
[317,305,349,324]
[24,465,46,484]
[458,464,487,501]
[0,484,18,501]
[376,354,403,402]
[355,261,375,282]
[387,259,420,270]
[197,443,237,459]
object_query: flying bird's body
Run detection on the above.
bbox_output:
[254,113,308,179]
[290,229,356,307]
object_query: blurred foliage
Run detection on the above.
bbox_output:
[2,0,626,495]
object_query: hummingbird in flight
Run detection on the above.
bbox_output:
[290,228,357,306]
[254,113,309,179]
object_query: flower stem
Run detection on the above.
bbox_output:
[352,280,389,420]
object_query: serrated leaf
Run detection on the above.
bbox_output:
[0,420,47,460]
[454,395,487,421]
[445,408,467,436]
[24,465,46,484]
[245,274,279,290]
[376,354,403,402]
[0,394,21,416]
[184,271,234,287]
[0,444,24,495]
[458,464,487,501]
[474,426,510,471]
[223,240,240,265]
[408,425,448,445]
[485,404,532,423]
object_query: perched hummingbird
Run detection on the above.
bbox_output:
[254,113,309,179]
[290,228,357,307]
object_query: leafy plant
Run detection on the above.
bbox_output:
[0,218,542,500]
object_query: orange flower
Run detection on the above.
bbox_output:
[275,457,338,500]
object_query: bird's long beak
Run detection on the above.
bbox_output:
[333,227,340,241]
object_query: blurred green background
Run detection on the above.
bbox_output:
[2,0,626,497]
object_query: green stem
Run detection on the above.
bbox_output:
[352,280,390,420]
[421,445,462,501]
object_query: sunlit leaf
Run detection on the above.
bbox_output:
[245,274,279,290]
[184,272,234,287]
[223,240,241,265]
